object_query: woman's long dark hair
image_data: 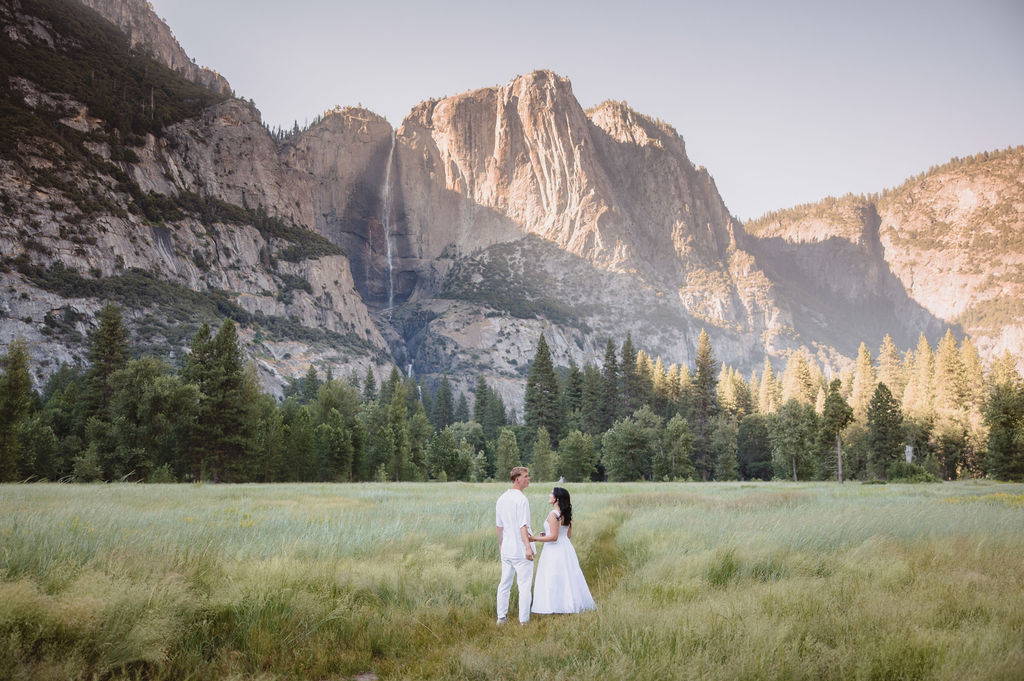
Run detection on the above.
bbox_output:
[552,487,572,526]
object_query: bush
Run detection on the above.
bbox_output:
[148,464,177,483]
[887,461,940,483]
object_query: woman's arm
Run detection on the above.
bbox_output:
[529,511,561,542]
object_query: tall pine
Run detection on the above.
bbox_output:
[0,339,34,481]
[524,334,563,439]
[82,303,129,422]
[689,329,719,480]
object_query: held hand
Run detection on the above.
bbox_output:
[525,547,534,561]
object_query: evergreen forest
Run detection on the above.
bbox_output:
[2,305,1023,484]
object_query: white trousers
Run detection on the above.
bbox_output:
[497,556,534,623]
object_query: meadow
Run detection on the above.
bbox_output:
[1,481,1023,680]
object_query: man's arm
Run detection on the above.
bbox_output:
[520,524,534,561]
[496,525,503,551]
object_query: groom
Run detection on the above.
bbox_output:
[495,466,534,625]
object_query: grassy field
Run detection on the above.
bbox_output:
[1,481,1023,680]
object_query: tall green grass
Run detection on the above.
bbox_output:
[1,481,1022,680]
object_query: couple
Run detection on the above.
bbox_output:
[495,466,596,625]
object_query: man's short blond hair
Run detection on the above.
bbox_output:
[509,466,529,482]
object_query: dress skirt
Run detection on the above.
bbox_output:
[531,521,596,614]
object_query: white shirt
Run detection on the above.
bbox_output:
[495,488,532,560]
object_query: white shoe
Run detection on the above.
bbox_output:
[496,617,507,625]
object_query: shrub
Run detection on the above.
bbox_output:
[887,461,940,483]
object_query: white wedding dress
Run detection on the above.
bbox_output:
[531,515,596,614]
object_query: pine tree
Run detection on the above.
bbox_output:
[689,329,719,480]
[747,371,761,415]
[407,406,432,480]
[454,392,470,422]
[580,364,605,435]
[82,303,129,422]
[636,350,656,411]
[473,377,504,440]
[902,333,935,422]
[758,357,779,414]
[988,351,1021,389]
[933,329,966,420]
[650,356,669,415]
[181,320,256,482]
[877,334,904,398]
[301,365,321,404]
[600,339,620,431]
[473,376,489,423]
[665,363,683,413]
[867,383,904,479]
[387,378,411,481]
[781,350,816,405]
[850,342,877,420]
[362,365,378,402]
[433,375,455,430]
[379,366,403,408]
[820,378,854,483]
[959,338,987,417]
[524,334,563,439]
[0,339,34,481]
[619,333,643,416]
[984,379,1024,481]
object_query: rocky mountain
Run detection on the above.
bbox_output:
[744,148,1024,366]
[76,0,231,95]
[1,0,1021,413]
[0,0,388,392]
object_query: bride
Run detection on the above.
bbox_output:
[529,487,596,614]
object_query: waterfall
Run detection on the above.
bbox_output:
[380,130,397,311]
[407,363,422,401]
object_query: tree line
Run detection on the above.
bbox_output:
[1,306,1022,483]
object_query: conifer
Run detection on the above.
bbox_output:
[867,383,904,479]
[524,334,563,439]
[689,329,720,480]
[0,339,34,481]
[850,342,877,420]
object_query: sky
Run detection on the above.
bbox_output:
[147,0,1024,221]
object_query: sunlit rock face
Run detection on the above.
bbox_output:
[746,148,1024,367]
[393,71,737,277]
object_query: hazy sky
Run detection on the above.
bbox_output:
[147,0,1024,221]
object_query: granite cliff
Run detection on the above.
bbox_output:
[745,148,1024,364]
[2,0,1021,413]
[76,0,231,95]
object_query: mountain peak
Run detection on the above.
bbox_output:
[76,0,231,94]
